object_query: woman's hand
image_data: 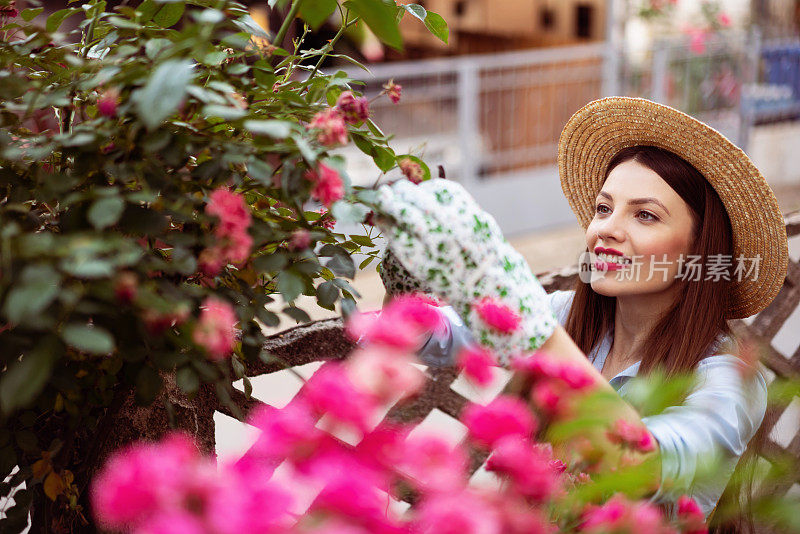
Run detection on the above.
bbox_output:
[372,179,558,364]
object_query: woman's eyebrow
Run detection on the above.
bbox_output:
[596,191,671,216]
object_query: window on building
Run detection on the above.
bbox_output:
[575,4,594,38]
[540,7,555,29]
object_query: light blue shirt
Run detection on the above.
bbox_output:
[418,290,768,518]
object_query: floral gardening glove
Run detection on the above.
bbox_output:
[379,247,436,299]
[371,178,558,364]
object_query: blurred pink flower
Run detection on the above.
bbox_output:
[336,91,370,125]
[473,298,521,334]
[192,296,237,359]
[347,346,426,402]
[202,188,253,274]
[461,395,537,449]
[606,419,656,453]
[306,163,345,207]
[302,362,376,433]
[289,228,312,251]
[309,107,348,146]
[399,158,425,184]
[97,88,119,118]
[581,494,672,534]
[415,491,502,534]
[91,433,200,530]
[677,495,708,534]
[486,437,562,502]
[137,510,206,534]
[244,399,322,465]
[398,434,468,494]
[317,208,336,230]
[346,294,443,351]
[457,346,497,387]
[383,79,402,104]
[687,28,708,54]
[717,12,731,27]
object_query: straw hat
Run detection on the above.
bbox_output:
[558,96,788,319]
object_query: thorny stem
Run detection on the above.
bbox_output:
[274,0,305,49]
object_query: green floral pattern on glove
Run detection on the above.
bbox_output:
[372,179,558,364]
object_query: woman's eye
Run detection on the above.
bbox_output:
[595,204,610,214]
[637,210,658,222]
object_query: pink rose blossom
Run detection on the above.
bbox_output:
[486,437,562,502]
[192,297,238,360]
[308,107,348,146]
[581,494,673,534]
[306,163,345,207]
[301,362,376,433]
[677,495,708,534]
[461,396,537,449]
[201,188,253,274]
[244,399,323,466]
[137,511,206,534]
[347,346,426,403]
[317,208,336,230]
[97,88,119,118]
[687,28,708,54]
[336,91,370,125]
[399,158,425,184]
[457,346,497,387]
[415,491,502,534]
[289,228,312,251]
[355,423,410,475]
[717,12,731,27]
[606,419,656,453]
[382,79,402,104]
[473,298,521,334]
[0,1,19,18]
[114,272,138,304]
[346,294,443,351]
[398,434,468,494]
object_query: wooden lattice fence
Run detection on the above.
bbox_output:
[207,209,800,518]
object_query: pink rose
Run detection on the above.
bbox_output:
[97,88,119,118]
[192,296,238,360]
[289,228,312,251]
[486,437,562,502]
[306,163,345,207]
[308,107,348,146]
[606,419,656,453]
[382,79,402,104]
[461,395,537,449]
[457,346,497,387]
[336,91,370,125]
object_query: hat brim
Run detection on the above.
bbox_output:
[558,97,788,319]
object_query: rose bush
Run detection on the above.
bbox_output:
[0,0,445,529]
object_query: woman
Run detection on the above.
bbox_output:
[372,97,788,524]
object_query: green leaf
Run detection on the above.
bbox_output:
[253,252,287,272]
[372,145,395,172]
[233,13,271,39]
[316,280,339,307]
[244,120,292,139]
[202,105,246,120]
[276,270,304,302]
[153,1,184,27]
[349,234,374,246]
[344,0,403,50]
[423,11,449,44]
[176,367,199,394]
[61,324,115,355]
[134,60,195,130]
[256,307,280,327]
[87,196,125,230]
[0,337,60,415]
[402,4,426,21]
[331,200,368,225]
[2,264,61,324]
[21,7,44,21]
[283,306,311,323]
[326,254,355,279]
[359,255,375,269]
[299,0,337,29]
[46,8,80,33]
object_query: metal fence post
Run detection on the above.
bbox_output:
[458,60,480,186]
[651,39,669,104]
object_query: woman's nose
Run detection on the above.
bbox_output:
[595,212,626,243]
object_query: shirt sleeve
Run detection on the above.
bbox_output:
[641,355,768,515]
[416,290,575,367]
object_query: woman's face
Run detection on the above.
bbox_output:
[585,159,696,298]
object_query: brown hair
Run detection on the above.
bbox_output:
[564,145,735,377]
